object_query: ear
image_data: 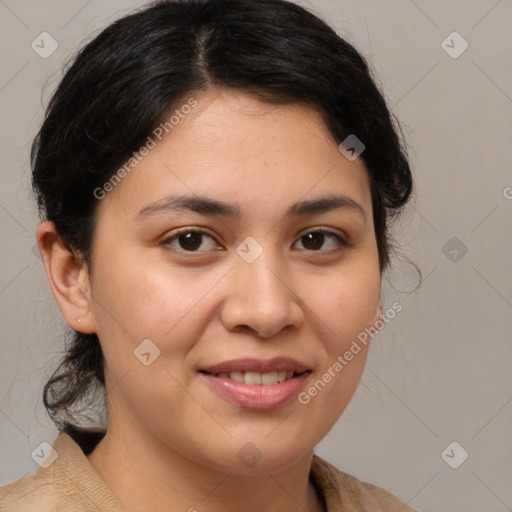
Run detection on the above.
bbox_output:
[374,304,384,323]
[36,220,96,333]
[371,303,384,332]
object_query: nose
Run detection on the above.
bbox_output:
[219,250,304,339]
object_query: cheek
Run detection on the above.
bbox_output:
[90,251,227,356]
[305,264,381,351]
[298,268,380,426]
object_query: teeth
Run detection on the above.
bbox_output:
[244,371,262,385]
[261,371,278,385]
[215,370,297,385]
[229,371,244,383]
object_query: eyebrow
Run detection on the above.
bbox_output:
[134,193,366,224]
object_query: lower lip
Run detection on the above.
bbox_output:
[200,372,310,410]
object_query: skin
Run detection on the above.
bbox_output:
[37,88,383,512]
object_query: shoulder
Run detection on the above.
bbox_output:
[0,430,125,512]
[0,472,105,512]
[0,468,64,511]
[310,454,417,512]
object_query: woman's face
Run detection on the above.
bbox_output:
[87,89,381,473]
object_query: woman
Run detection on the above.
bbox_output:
[0,0,417,510]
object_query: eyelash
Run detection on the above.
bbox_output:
[160,227,349,255]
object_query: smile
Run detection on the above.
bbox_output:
[203,370,297,385]
[199,357,312,409]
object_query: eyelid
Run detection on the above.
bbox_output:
[160,227,222,253]
[293,227,349,251]
[297,226,348,240]
[161,226,349,253]
[168,226,217,238]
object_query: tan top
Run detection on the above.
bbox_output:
[0,431,416,511]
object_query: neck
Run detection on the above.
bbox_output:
[86,426,325,512]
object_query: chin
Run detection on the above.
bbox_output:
[197,434,316,476]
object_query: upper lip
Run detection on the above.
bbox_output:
[200,357,310,374]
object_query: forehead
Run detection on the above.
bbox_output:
[97,88,372,220]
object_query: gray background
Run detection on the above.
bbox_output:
[1,1,511,511]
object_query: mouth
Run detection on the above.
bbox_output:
[199,357,312,409]
[200,370,304,385]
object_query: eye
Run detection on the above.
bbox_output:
[161,228,221,253]
[161,227,348,254]
[293,229,348,253]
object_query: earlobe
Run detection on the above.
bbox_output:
[371,303,384,333]
[375,304,384,323]
[36,220,96,333]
